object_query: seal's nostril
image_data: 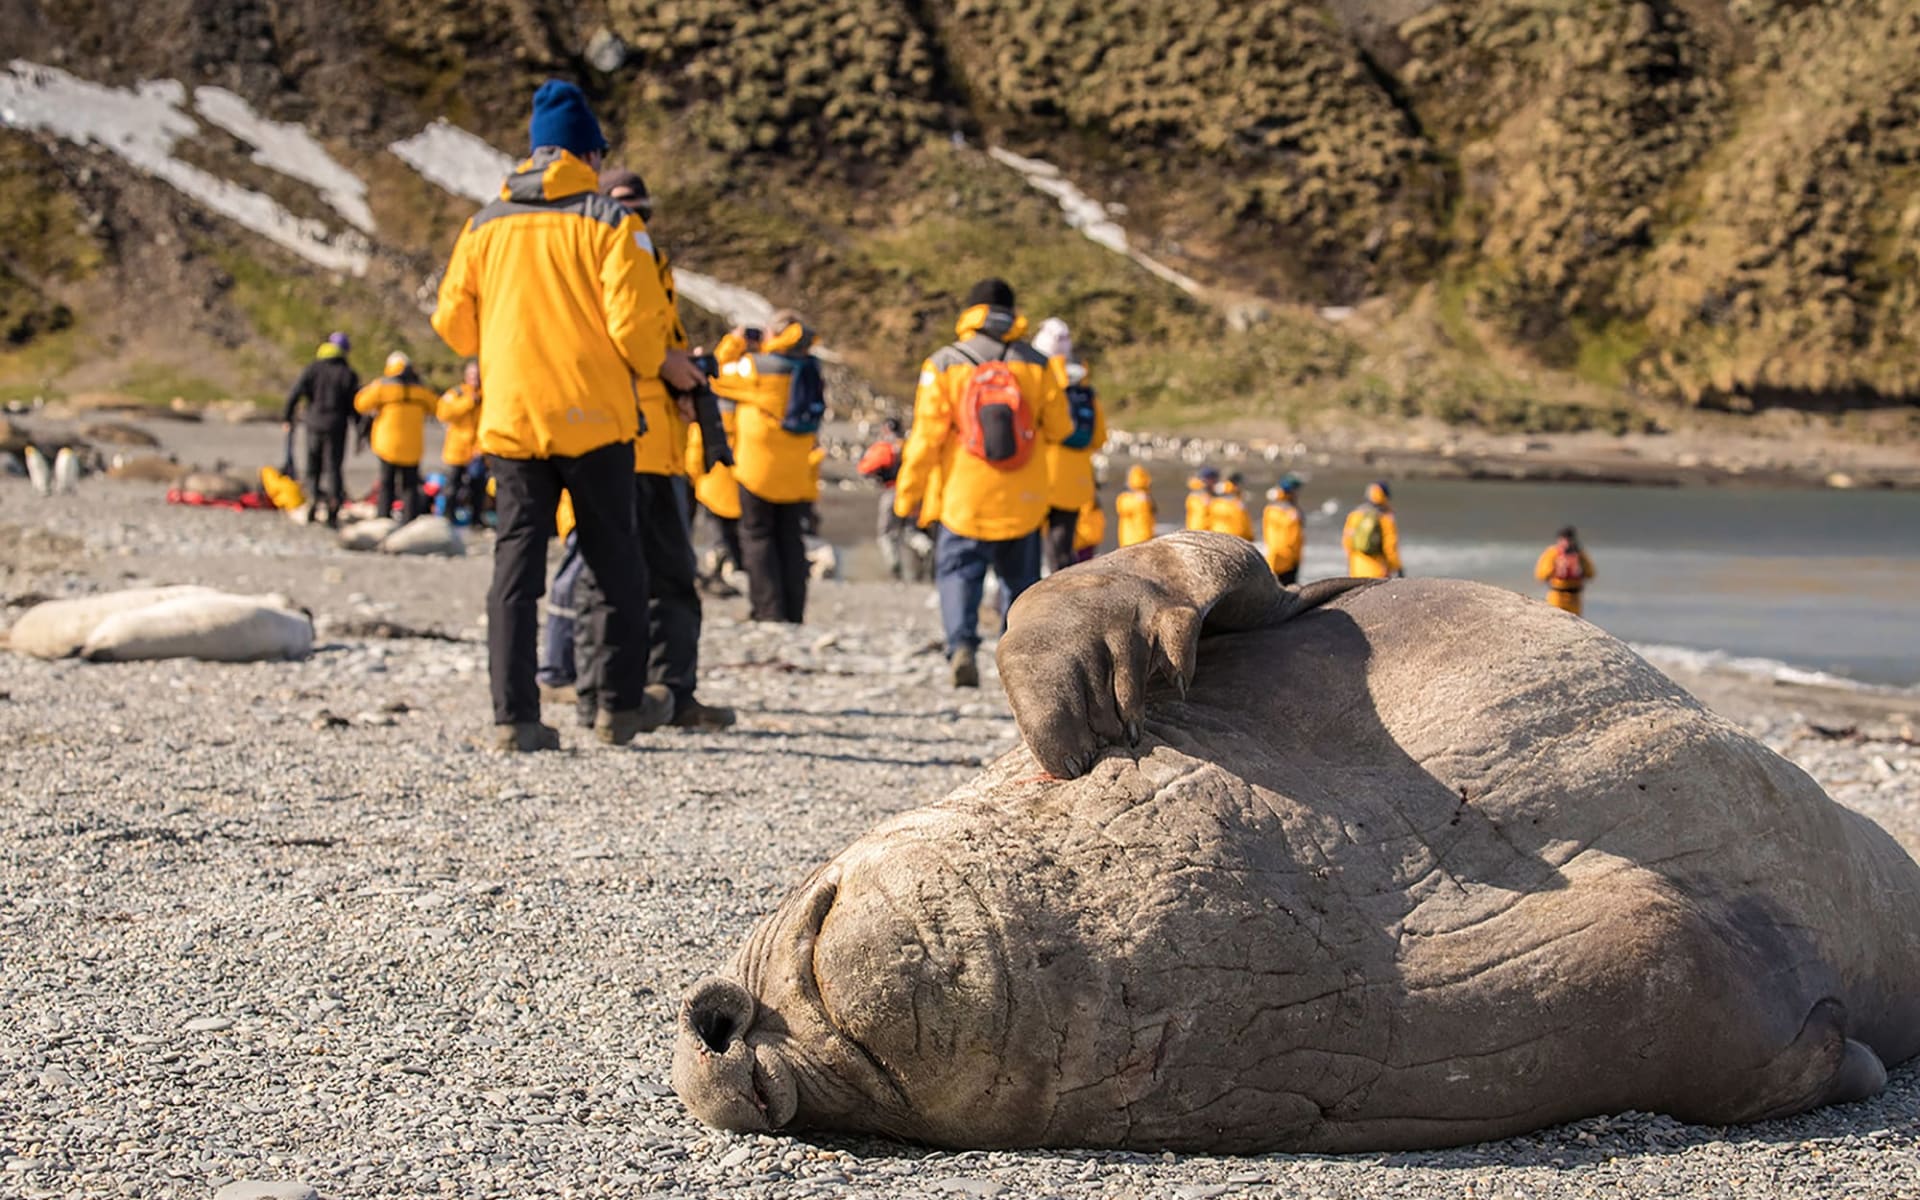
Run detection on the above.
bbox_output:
[692,1007,736,1054]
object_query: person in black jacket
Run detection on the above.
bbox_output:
[282,331,362,527]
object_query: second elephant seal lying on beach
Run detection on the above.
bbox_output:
[673,533,1920,1153]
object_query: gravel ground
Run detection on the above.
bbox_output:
[2,467,1918,1200]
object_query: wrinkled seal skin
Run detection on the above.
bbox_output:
[675,532,1920,1152]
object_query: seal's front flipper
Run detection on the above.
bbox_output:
[1000,532,1289,779]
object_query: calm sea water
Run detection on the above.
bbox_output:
[819,467,1920,689]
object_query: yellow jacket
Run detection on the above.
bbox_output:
[686,403,742,519]
[1044,362,1105,512]
[431,149,673,460]
[556,490,575,542]
[1185,484,1212,531]
[1073,500,1106,553]
[711,323,821,505]
[1115,487,1156,547]
[1206,487,1255,541]
[1342,504,1402,578]
[633,248,693,476]
[894,305,1073,542]
[1535,546,1596,591]
[1262,499,1303,575]
[437,383,481,466]
[353,374,439,467]
[260,465,304,511]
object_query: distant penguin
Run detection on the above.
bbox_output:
[52,447,79,494]
[23,445,51,496]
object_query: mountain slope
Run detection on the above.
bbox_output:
[1,0,1916,435]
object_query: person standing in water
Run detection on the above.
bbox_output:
[1342,480,1402,578]
[1535,526,1597,616]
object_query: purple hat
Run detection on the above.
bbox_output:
[327,331,351,352]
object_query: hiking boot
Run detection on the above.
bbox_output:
[493,721,561,753]
[951,645,980,689]
[539,681,578,705]
[670,696,738,730]
[594,687,675,746]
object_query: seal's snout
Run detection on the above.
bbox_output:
[672,977,798,1133]
[686,978,753,1054]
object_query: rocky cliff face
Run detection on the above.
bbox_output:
[2,0,1915,425]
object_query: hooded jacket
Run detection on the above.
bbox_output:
[1262,495,1304,576]
[283,347,360,431]
[633,244,693,476]
[711,320,821,505]
[431,148,673,460]
[1043,359,1106,513]
[1185,477,1214,531]
[1206,481,1255,541]
[1342,502,1402,578]
[894,304,1074,542]
[1115,466,1156,547]
[353,370,439,467]
[437,382,482,466]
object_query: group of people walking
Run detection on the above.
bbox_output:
[282,338,488,528]
[308,77,1602,744]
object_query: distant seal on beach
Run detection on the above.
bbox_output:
[8,587,310,663]
[672,532,1920,1153]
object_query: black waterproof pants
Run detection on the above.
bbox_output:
[576,472,704,710]
[304,424,349,515]
[1043,506,1079,574]
[487,443,648,725]
[738,487,809,623]
[377,459,423,523]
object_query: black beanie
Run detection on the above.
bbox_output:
[965,278,1016,310]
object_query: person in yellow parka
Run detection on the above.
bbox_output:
[1207,471,1255,541]
[1072,492,1106,564]
[1031,317,1107,574]
[437,360,484,523]
[1185,466,1219,530]
[893,278,1075,688]
[1262,473,1305,585]
[431,79,699,751]
[712,312,825,624]
[1535,525,1597,616]
[577,167,736,732]
[1342,480,1403,579]
[353,351,440,523]
[1115,464,1157,547]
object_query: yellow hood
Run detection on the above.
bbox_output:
[955,304,1029,344]
[500,149,603,202]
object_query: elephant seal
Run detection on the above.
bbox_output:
[8,587,308,662]
[81,593,311,662]
[673,533,1920,1153]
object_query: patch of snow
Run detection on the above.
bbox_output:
[389,119,782,330]
[193,86,374,233]
[387,119,513,207]
[988,145,1203,297]
[0,61,369,275]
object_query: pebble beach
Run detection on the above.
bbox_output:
[2,449,1917,1199]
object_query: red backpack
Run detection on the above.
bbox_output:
[953,346,1036,471]
[1551,548,1586,584]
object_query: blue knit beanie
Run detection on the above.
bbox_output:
[529,80,607,156]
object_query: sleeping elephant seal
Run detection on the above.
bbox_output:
[673,533,1920,1153]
